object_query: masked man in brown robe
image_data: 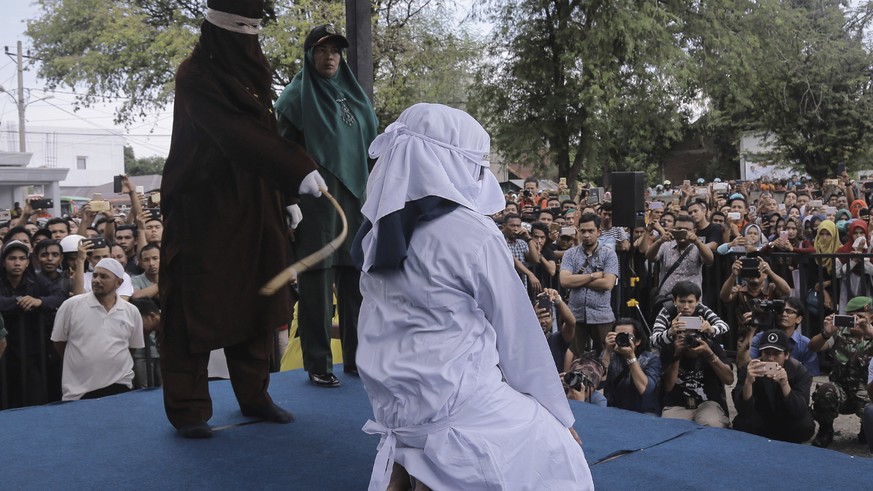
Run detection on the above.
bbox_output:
[159,0,325,438]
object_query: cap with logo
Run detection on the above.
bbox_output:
[304,24,350,51]
[759,329,790,352]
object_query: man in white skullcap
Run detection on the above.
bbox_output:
[51,258,144,401]
[352,103,594,490]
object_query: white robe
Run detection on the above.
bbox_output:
[358,207,593,490]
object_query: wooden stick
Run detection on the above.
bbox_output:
[259,188,348,296]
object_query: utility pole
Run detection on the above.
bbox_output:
[345,0,374,101]
[17,40,25,152]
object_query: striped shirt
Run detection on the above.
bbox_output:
[650,303,730,349]
[598,226,629,250]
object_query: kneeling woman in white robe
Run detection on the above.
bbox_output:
[351,103,594,490]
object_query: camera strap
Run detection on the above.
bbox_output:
[659,245,694,292]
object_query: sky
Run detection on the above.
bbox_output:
[0,2,173,159]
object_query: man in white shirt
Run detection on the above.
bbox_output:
[73,239,134,300]
[51,258,144,400]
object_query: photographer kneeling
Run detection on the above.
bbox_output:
[563,355,607,407]
[748,297,820,376]
[651,281,729,350]
[732,329,815,443]
[659,295,734,427]
[601,318,661,414]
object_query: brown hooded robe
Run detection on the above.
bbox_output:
[158,1,316,425]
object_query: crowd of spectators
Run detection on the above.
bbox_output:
[2,169,872,454]
[0,175,163,407]
[495,172,873,451]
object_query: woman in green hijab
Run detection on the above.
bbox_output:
[275,24,378,387]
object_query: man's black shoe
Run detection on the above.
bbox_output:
[177,422,213,439]
[309,372,341,387]
[343,365,359,376]
[812,423,834,448]
[241,402,294,424]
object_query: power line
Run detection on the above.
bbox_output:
[22,130,172,137]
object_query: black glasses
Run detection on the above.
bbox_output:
[783,308,799,315]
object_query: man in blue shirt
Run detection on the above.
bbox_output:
[749,297,820,375]
[560,213,619,354]
[601,318,661,414]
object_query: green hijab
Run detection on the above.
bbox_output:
[274,49,378,199]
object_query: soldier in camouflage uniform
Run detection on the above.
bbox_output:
[808,296,873,448]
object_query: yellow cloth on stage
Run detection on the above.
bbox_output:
[280,299,344,371]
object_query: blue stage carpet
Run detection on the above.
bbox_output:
[1,368,870,490]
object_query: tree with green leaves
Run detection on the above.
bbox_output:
[372,2,480,125]
[26,0,481,132]
[124,144,166,175]
[684,0,873,181]
[469,0,694,186]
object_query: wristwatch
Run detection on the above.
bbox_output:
[627,357,638,365]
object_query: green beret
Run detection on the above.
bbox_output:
[845,296,873,313]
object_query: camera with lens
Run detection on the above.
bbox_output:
[523,189,532,198]
[684,330,704,348]
[563,371,592,392]
[749,299,785,330]
[615,332,632,348]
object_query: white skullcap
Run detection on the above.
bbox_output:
[95,258,124,279]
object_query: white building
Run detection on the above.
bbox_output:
[3,124,125,188]
[0,125,123,217]
[738,133,799,181]
[0,151,69,217]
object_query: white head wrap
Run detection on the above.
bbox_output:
[359,103,504,271]
[95,258,124,279]
[205,8,262,35]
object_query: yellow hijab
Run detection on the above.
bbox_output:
[814,220,840,272]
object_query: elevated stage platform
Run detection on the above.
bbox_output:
[2,368,870,489]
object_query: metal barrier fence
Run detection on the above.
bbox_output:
[1,250,855,410]
[1,309,283,411]
[0,312,56,410]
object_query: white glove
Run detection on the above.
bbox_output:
[299,170,326,198]
[286,204,303,229]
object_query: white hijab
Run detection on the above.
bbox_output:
[359,103,504,271]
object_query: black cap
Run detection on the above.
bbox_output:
[759,329,790,352]
[1,240,29,260]
[304,24,349,51]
